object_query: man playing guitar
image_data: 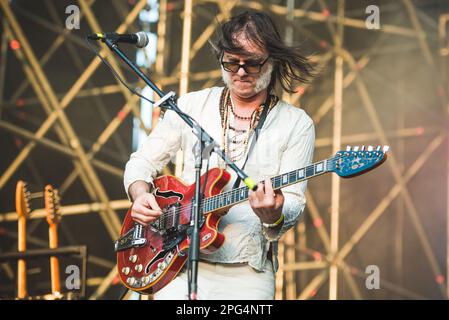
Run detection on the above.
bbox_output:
[124,11,315,300]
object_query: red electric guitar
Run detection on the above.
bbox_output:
[115,145,389,294]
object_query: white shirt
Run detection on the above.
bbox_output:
[124,86,315,272]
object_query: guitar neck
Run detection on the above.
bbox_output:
[48,224,61,294]
[17,216,27,299]
[202,157,336,213]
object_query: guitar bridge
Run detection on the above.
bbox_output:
[114,224,147,252]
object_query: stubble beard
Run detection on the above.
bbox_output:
[221,63,273,96]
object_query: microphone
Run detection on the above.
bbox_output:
[87,31,149,48]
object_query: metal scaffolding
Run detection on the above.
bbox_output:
[0,0,447,300]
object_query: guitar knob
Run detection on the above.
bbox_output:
[129,255,138,263]
[142,276,150,286]
[157,261,167,270]
[126,277,136,286]
[134,264,143,272]
[121,267,130,275]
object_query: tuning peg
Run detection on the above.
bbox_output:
[346,146,351,151]
[353,146,359,151]
[367,145,373,151]
[376,146,381,151]
[361,145,366,151]
[382,145,390,152]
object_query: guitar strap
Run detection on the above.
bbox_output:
[229,96,278,269]
[232,98,272,189]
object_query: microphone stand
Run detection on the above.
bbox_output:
[103,38,258,300]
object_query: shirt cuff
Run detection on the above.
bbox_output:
[262,192,305,242]
[123,175,155,201]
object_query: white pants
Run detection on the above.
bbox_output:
[154,260,275,300]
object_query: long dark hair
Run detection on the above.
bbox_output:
[210,11,315,93]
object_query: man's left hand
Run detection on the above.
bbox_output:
[248,177,284,224]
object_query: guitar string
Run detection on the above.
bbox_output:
[151,157,342,228]
[192,153,374,214]
[147,151,383,229]
[147,156,342,228]
[152,160,334,228]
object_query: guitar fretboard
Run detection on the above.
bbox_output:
[201,157,337,213]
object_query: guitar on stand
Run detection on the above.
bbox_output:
[115,145,389,294]
[44,185,62,299]
[15,180,31,299]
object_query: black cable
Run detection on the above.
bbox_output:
[85,37,202,131]
[117,287,129,300]
[85,37,155,105]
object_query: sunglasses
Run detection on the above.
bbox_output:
[221,54,270,75]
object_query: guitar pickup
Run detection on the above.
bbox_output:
[131,238,146,246]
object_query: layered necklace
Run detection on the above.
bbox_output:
[219,87,278,164]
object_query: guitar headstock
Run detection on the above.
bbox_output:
[331,145,389,178]
[16,180,31,219]
[45,185,61,226]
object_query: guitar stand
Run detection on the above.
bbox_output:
[0,245,88,299]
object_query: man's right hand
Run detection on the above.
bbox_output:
[130,193,162,226]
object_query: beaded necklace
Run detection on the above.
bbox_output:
[218,87,278,165]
